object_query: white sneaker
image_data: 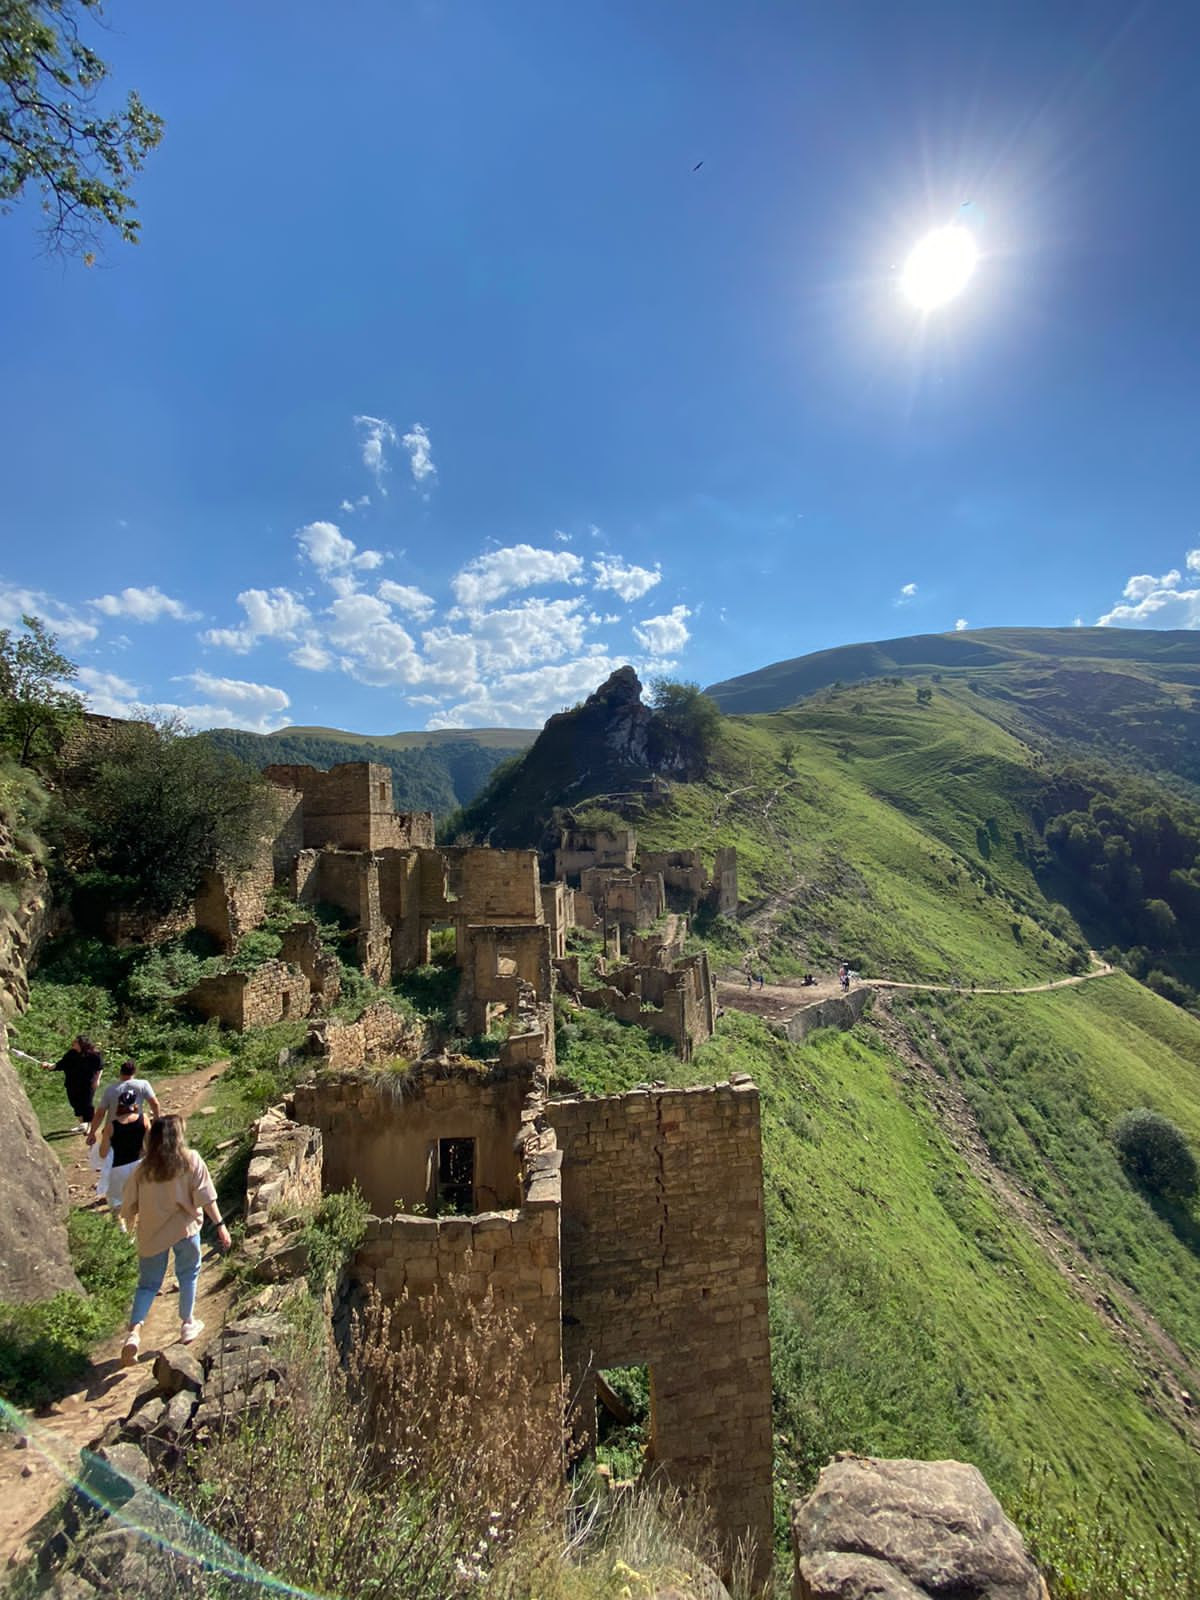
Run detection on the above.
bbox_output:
[121,1326,141,1366]
[180,1318,205,1344]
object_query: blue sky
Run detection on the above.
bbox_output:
[2,0,1199,732]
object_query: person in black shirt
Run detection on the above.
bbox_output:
[42,1035,103,1133]
[100,1086,149,1225]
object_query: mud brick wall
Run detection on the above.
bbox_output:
[548,1080,773,1570]
[187,960,312,1031]
[294,1064,534,1214]
[306,1001,431,1073]
[554,828,637,885]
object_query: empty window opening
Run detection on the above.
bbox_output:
[378,781,388,805]
[428,924,458,966]
[436,1137,476,1216]
[496,949,518,978]
[280,992,292,1019]
[595,1365,651,1481]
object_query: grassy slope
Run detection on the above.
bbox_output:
[550,689,1200,1554]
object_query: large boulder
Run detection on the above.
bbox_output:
[0,1023,80,1300]
[792,1456,1045,1600]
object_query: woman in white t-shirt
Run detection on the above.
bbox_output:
[119,1114,231,1361]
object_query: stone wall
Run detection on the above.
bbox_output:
[294,1060,536,1215]
[783,985,870,1043]
[186,960,311,1031]
[243,1104,324,1246]
[461,922,553,1034]
[540,881,574,960]
[305,1001,432,1073]
[263,761,434,852]
[193,842,274,954]
[581,867,665,932]
[639,848,707,910]
[549,1078,772,1573]
[279,920,342,1005]
[710,846,738,916]
[554,827,636,884]
[575,947,714,1060]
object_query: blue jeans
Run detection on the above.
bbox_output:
[131,1233,202,1326]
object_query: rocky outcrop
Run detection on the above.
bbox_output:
[0,846,79,1301]
[792,1456,1046,1600]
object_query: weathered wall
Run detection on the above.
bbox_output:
[710,846,738,916]
[243,1104,323,1243]
[295,1063,533,1215]
[540,882,574,960]
[306,1001,431,1072]
[193,841,274,953]
[575,948,714,1060]
[639,849,707,910]
[548,1080,773,1569]
[279,920,342,1005]
[462,923,553,1033]
[264,762,434,852]
[582,868,665,932]
[554,828,636,885]
[783,985,870,1042]
[187,960,311,1031]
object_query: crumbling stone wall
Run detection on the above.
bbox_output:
[295,1061,537,1215]
[279,920,342,1005]
[263,762,434,852]
[784,985,869,1042]
[711,845,738,916]
[554,827,636,884]
[193,844,274,954]
[306,1001,432,1073]
[581,867,665,932]
[186,960,311,1031]
[461,922,553,1034]
[541,881,575,959]
[575,947,714,1060]
[549,1078,772,1571]
[244,1104,323,1246]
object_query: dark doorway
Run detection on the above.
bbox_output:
[437,1137,476,1215]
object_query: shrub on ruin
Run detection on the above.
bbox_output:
[55,714,276,912]
[1112,1107,1199,1202]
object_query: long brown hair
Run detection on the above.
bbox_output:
[141,1114,190,1183]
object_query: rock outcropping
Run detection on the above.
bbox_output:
[0,849,79,1301]
[792,1455,1046,1600]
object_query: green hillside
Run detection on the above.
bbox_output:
[467,664,1200,1580]
[203,725,531,815]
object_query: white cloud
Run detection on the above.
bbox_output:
[451,544,584,608]
[0,581,99,646]
[897,582,918,604]
[202,587,310,653]
[90,585,199,623]
[353,415,398,490]
[633,604,691,657]
[424,598,586,682]
[377,580,436,621]
[339,494,371,514]
[296,521,383,579]
[173,671,291,733]
[326,593,423,687]
[425,653,632,729]
[554,530,572,544]
[290,640,334,672]
[75,666,141,718]
[401,423,436,486]
[1121,570,1180,603]
[1097,558,1200,629]
[955,618,968,632]
[591,557,662,604]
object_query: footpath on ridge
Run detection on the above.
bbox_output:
[0,1058,234,1571]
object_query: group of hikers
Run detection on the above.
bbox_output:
[41,1036,230,1363]
[740,965,857,991]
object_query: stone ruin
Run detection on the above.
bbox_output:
[172,765,731,1066]
[277,1055,774,1573]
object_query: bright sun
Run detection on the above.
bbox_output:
[900,224,978,310]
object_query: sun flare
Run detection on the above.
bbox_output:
[900,224,978,310]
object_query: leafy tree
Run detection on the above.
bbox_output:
[60,716,276,911]
[0,614,82,765]
[916,686,933,706]
[1112,1108,1199,1202]
[648,678,721,761]
[1,0,162,258]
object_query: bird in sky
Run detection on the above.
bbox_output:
[692,160,703,171]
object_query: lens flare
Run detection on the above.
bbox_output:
[900,224,978,310]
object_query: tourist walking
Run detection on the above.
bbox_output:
[41,1036,104,1133]
[100,1087,149,1225]
[88,1060,161,1146]
[119,1114,230,1361]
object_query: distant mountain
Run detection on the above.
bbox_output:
[204,725,532,816]
[706,626,1200,791]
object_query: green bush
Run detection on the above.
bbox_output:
[301,1186,369,1291]
[1112,1108,1199,1201]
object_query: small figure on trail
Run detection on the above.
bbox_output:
[100,1087,149,1225]
[838,964,850,992]
[801,972,815,987]
[42,1035,103,1133]
[88,1061,161,1147]
[120,1114,230,1361]
[757,972,765,989]
[745,968,753,989]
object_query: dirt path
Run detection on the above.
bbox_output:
[716,960,1116,1021]
[1,1060,237,1572]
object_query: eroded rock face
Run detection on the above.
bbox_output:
[792,1456,1045,1600]
[0,1027,79,1301]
